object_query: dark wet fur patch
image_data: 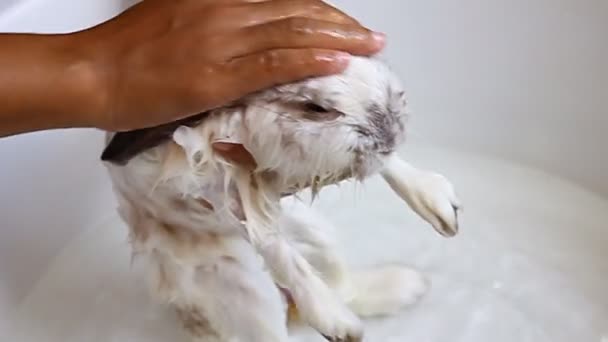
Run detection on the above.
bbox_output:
[366,102,398,152]
[100,113,209,166]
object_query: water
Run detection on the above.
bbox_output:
[8,145,608,341]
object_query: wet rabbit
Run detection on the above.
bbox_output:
[101,56,461,342]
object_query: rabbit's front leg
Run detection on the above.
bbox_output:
[256,232,363,342]
[381,154,462,237]
[280,201,429,318]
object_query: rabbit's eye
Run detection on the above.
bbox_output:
[304,102,329,113]
[297,101,341,121]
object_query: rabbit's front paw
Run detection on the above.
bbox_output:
[381,156,461,237]
[409,171,461,237]
[316,302,363,342]
[296,281,364,342]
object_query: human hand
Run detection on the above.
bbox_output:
[77,0,386,131]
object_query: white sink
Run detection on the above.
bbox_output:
[8,145,608,342]
[1,0,606,341]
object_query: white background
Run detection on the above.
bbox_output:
[0,0,20,13]
[0,0,606,332]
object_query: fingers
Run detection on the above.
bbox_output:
[192,0,382,60]
[222,48,351,97]
[228,18,384,57]
[310,0,361,25]
[233,0,360,27]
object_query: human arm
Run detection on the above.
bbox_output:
[0,0,385,138]
[0,33,101,137]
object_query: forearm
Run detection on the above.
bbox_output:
[0,0,384,137]
[0,33,102,138]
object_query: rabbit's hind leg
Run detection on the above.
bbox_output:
[147,234,290,342]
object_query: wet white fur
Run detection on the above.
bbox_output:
[103,56,459,341]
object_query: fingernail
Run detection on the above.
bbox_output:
[372,31,386,49]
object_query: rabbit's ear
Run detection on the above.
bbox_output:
[211,141,257,171]
[101,113,208,165]
[172,125,257,171]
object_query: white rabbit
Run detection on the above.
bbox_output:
[101,55,461,342]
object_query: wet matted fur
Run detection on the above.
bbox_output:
[101,56,461,342]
